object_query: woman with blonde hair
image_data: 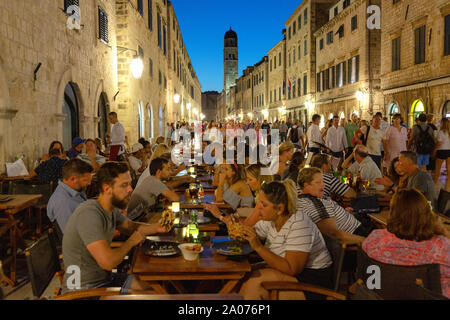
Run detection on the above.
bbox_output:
[238,180,333,300]
[363,188,449,298]
[149,144,170,162]
[215,163,254,210]
[434,118,450,188]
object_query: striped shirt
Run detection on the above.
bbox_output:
[323,173,350,199]
[254,211,333,270]
[297,196,361,235]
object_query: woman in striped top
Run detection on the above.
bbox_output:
[239,180,333,300]
[297,167,367,245]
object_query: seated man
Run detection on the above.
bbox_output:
[47,159,93,233]
[127,158,179,214]
[127,143,148,179]
[62,162,168,293]
[375,151,437,209]
[67,137,85,159]
[77,139,107,172]
[310,153,356,199]
[341,145,384,191]
[298,167,370,245]
[27,148,67,184]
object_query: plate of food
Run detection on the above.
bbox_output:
[143,240,181,257]
[212,239,253,256]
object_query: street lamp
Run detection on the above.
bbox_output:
[356,90,364,102]
[117,46,144,79]
[173,93,180,104]
[186,103,191,110]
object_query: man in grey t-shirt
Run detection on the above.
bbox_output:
[62,162,169,293]
[127,158,179,214]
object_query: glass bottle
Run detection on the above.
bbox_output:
[198,183,205,203]
[188,211,199,243]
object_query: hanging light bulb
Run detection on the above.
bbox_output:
[130,56,144,79]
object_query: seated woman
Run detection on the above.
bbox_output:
[271,142,295,179]
[297,167,369,244]
[215,163,254,210]
[374,156,408,193]
[239,180,333,300]
[205,164,273,224]
[282,151,306,183]
[41,141,67,162]
[363,188,450,298]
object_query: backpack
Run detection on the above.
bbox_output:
[290,127,299,143]
[362,126,371,146]
[415,125,435,155]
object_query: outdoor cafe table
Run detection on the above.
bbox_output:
[146,211,220,235]
[131,236,251,294]
[175,193,232,210]
[0,194,42,286]
[368,209,450,233]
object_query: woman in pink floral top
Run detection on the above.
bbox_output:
[363,188,450,298]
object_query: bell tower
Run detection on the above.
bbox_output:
[223,28,238,93]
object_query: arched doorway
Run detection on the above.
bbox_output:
[138,101,144,138]
[97,93,109,144]
[410,99,425,126]
[442,101,450,119]
[62,83,80,150]
[388,103,399,124]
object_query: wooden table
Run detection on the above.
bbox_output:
[147,211,220,235]
[368,210,450,232]
[101,293,243,300]
[131,236,251,295]
[0,194,42,286]
[176,194,231,210]
[341,192,392,209]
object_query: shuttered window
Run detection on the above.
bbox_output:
[64,0,79,12]
[414,26,426,64]
[392,37,401,71]
[137,0,144,17]
[297,78,301,97]
[98,7,108,44]
[445,15,450,56]
[157,13,162,48]
[303,75,307,95]
[348,55,359,84]
[148,0,153,31]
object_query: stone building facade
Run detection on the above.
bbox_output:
[267,38,286,122]
[251,56,269,121]
[285,0,335,125]
[314,0,383,127]
[380,0,450,126]
[0,0,201,173]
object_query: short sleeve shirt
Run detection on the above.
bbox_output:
[127,175,168,213]
[323,173,350,199]
[62,200,126,290]
[361,126,383,155]
[407,169,437,206]
[254,212,332,270]
[34,157,67,184]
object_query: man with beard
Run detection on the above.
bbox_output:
[47,159,94,233]
[62,162,168,293]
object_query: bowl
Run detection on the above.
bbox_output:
[178,243,204,261]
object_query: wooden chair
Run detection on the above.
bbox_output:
[54,287,157,300]
[25,232,62,299]
[100,293,244,300]
[10,181,54,236]
[356,247,443,299]
[351,279,384,300]
[261,237,351,300]
[415,279,449,300]
[262,282,346,300]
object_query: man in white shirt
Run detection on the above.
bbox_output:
[354,115,383,169]
[325,116,348,160]
[342,145,384,191]
[306,114,323,155]
[108,112,125,161]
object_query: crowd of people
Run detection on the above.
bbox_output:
[20,110,449,299]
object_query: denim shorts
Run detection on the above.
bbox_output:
[417,154,430,166]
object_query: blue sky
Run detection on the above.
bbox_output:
[172,0,303,92]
